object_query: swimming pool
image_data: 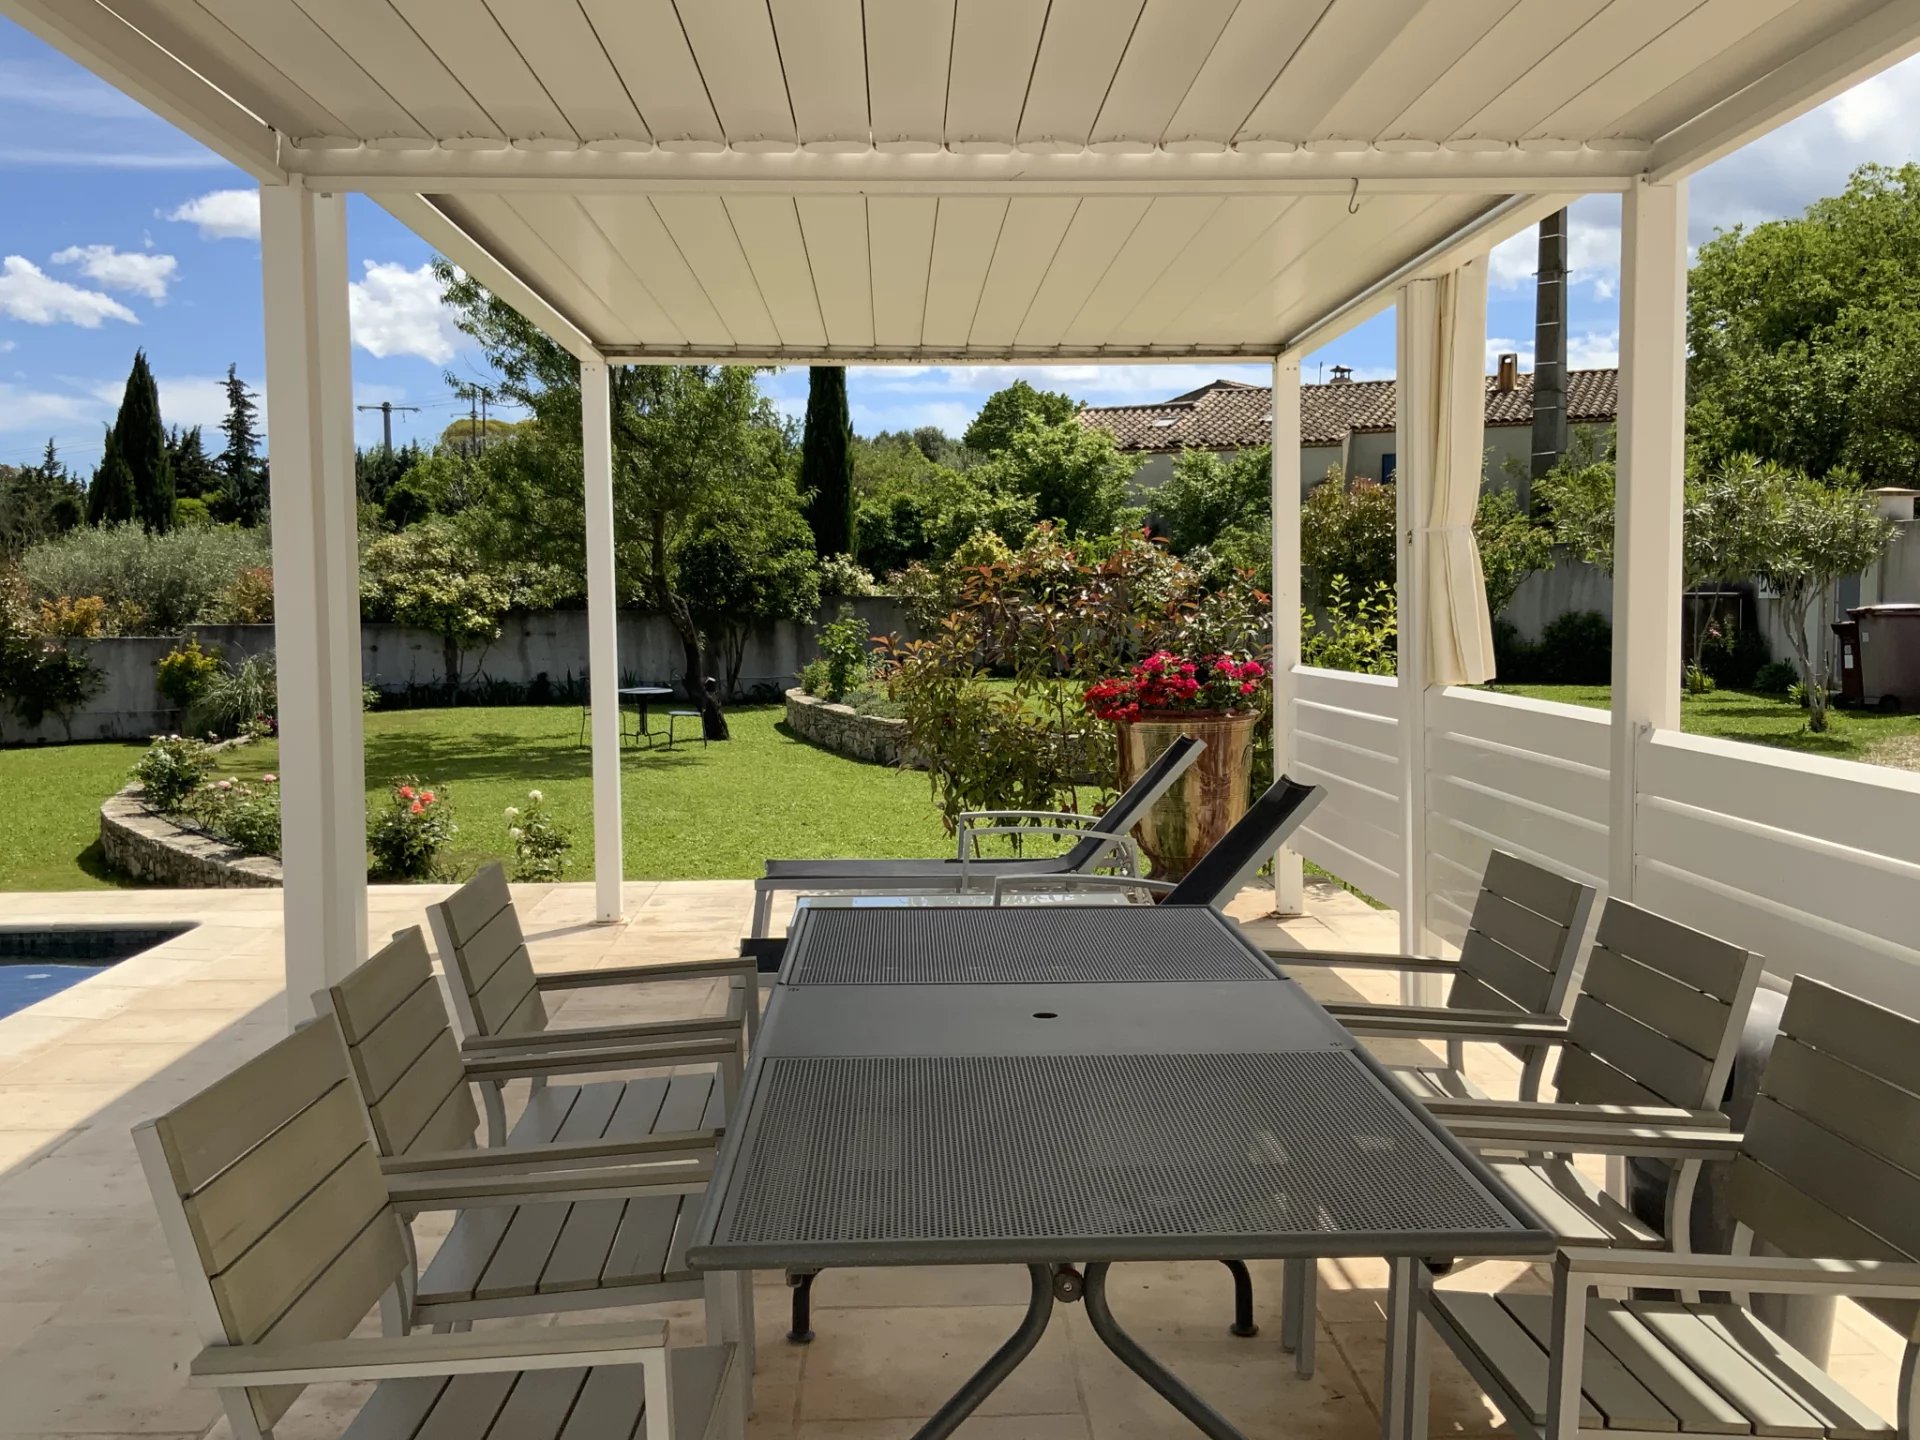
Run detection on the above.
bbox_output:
[0,924,195,1019]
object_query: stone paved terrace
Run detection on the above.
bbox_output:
[0,880,1903,1440]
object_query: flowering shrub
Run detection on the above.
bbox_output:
[505,789,571,882]
[132,735,214,811]
[1083,652,1267,722]
[37,595,109,638]
[156,637,222,711]
[186,774,282,857]
[368,777,454,880]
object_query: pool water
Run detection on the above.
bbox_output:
[0,924,195,1020]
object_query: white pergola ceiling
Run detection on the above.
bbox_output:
[8,0,1920,361]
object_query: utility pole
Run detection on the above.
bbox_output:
[355,399,419,453]
[453,383,498,453]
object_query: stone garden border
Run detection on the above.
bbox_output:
[784,688,921,768]
[98,739,283,888]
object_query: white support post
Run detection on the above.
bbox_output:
[261,184,365,1025]
[1395,282,1437,968]
[582,361,624,923]
[1608,178,1689,903]
[1270,355,1305,915]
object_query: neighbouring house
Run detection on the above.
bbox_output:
[1078,358,1619,502]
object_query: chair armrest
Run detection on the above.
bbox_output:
[462,1010,741,1053]
[534,956,758,991]
[189,1320,667,1387]
[990,873,1172,902]
[1265,948,1461,973]
[1449,1117,1744,1159]
[462,1035,738,1081]
[1557,1248,1920,1299]
[1330,1007,1569,1042]
[1423,1098,1730,1128]
[956,810,1101,857]
[386,1155,712,1210]
[963,829,1137,887]
[380,1130,720,1174]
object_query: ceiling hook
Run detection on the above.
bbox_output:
[1348,176,1361,214]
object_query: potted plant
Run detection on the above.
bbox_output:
[1084,651,1266,879]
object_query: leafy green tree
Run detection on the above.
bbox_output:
[1301,470,1396,604]
[800,366,855,557]
[1761,471,1897,732]
[1156,445,1272,555]
[87,426,136,528]
[1687,163,1920,483]
[963,380,1079,455]
[356,441,425,510]
[1530,433,1618,573]
[106,350,174,533]
[1682,455,1785,676]
[165,425,221,503]
[675,490,821,697]
[215,364,268,526]
[973,414,1139,538]
[852,433,1033,574]
[0,439,82,558]
[1474,488,1554,618]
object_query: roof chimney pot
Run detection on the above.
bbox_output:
[1329,364,1353,384]
[1496,352,1519,392]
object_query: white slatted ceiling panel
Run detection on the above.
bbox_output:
[1386,0,1612,142]
[649,197,780,347]
[724,198,828,347]
[1261,197,1482,338]
[1163,1,1331,146]
[194,0,421,137]
[388,0,572,140]
[570,195,729,343]
[1460,0,1713,142]
[673,0,796,146]
[1014,197,1151,346]
[497,196,687,343]
[114,0,347,137]
[285,0,480,139]
[432,195,633,343]
[945,0,1050,148]
[795,198,874,347]
[1090,0,1238,149]
[1061,198,1223,345]
[1238,0,1438,143]
[1105,197,1297,346]
[1317,0,1519,144]
[482,0,644,141]
[1164,195,1353,341]
[969,199,1080,347]
[867,199,939,346]
[922,200,1010,347]
[577,0,720,145]
[770,0,869,147]
[866,0,955,149]
[1019,0,1146,150]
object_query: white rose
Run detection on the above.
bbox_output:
[527,789,543,803]
[504,806,520,820]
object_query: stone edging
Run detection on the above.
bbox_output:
[784,688,921,768]
[98,742,283,888]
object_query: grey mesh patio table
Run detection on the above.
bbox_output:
[688,905,1552,1440]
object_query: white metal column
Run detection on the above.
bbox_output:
[582,361,624,922]
[1608,178,1689,901]
[262,184,365,1024]
[1270,355,1305,915]
[1394,283,1438,963]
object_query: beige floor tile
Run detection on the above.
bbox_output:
[798,1305,1080,1421]
[1326,1319,1510,1436]
[0,1131,78,1173]
[0,1318,221,1433]
[0,1303,61,1363]
[809,1266,1040,1311]
[796,1418,1091,1439]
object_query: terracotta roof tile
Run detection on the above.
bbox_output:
[1078,369,1618,453]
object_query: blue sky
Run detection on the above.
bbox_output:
[2,17,1917,471]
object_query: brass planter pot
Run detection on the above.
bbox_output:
[1114,711,1258,880]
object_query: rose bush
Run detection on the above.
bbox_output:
[368,777,455,880]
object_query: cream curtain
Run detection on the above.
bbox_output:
[1413,259,1496,686]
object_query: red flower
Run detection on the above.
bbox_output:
[409,800,424,815]
[421,790,436,803]
[398,785,416,800]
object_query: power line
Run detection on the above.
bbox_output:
[356,399,421,452]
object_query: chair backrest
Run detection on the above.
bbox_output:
[1065,734,1206,868]
[424,862,549,1040]
[1163,776,1325,907]
[1730,978,1920,1339]
[1550,899,1762,1112]
[316,927,481,1158]
[1444,851,1598,1022]
[132,1016,408,1433]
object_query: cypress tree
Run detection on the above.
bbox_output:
[112,349,174,532]
[800,365,855,557]
[87,425,136,527]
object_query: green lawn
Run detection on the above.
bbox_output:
[1496,684,1920,764]
[1,704,964,892]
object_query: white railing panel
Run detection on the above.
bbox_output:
[1290,666,1404,911]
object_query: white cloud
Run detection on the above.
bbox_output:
[166,188,260,240]
[1486,337,1534,372]
[0,340,14,354]
[1488,196,1621,301]
[1567,330,1621,370]
[0,382,106,434]
[349,261,461,363]
[0,257,136,327]
[51,244,177,301]
[84,373,259,437]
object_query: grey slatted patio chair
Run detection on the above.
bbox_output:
[1278,897,1759,1381]
[314,929,752,1344]
[132,1015,742,1440]
[748,732,1206,935]
[1268,851,1599,1102]
[425,863,756,1142]
[1386,976,1920,1440]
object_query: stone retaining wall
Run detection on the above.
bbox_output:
[98,787,283,888]
[784,689,920,767]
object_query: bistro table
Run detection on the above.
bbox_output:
[688,905,1552,1440]
[617,685,674,744]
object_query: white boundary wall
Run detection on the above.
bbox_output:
[1291,667,1404,912]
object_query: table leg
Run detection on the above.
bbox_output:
[1220,1259,1259,1337]
[1082,1263,1249,1440]
[910,1265,1056,1440]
